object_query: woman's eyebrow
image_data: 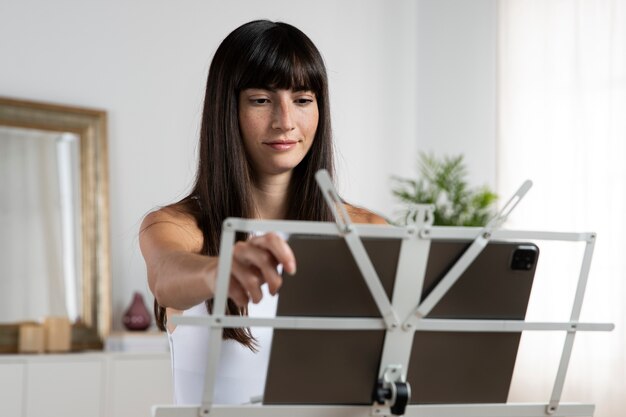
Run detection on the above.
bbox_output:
[245,86,314,93]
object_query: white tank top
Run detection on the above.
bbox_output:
[168,273,279,404]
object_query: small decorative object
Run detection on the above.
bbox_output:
[392,152,498,226]
[43,316,72,352]
[123,292,152,331]
[18,322,45,353]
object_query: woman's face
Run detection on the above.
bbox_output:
[238,88,319,178]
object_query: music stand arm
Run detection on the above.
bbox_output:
[406,180,533,325]
[316,169,400,328]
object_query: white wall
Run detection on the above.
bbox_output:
[417,0,497,189]
[0,0,496,330]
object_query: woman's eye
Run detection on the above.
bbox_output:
[251,98,270,105]
[296,98,314,105]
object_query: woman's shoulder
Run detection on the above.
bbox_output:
[141,203,198,228]
[344,204,388,225]
[140,203,204,253]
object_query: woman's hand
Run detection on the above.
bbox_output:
[227,232,296,307]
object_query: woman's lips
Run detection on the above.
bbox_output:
[264,140,298,151]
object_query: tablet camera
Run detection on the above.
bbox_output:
[510,246,538,271]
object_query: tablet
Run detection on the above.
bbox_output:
[263,235,539,405]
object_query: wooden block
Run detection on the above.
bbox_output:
[44,317,71,352]
[0,323,20,354]
[18,323,45,354]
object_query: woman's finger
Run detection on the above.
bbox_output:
[227,279,249,308]
[248,233,296,275]
[230,261,264,303]
[232,240,284,296]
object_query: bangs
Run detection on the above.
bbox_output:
[238,26,325,94]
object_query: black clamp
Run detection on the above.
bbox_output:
[373,365,411,416]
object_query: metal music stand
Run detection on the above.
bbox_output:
[152,171,614,417]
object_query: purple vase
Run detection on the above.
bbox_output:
[122,292,151,331]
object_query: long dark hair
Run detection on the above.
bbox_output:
[154,20,335,349]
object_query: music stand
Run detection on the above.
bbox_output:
[152,171,614,417]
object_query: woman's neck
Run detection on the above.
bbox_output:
[252,172,292,220]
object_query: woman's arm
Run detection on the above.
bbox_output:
[139,208,297,311]
[139,208,216,310]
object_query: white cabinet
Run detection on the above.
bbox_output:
[0,352,172,417]
[26,359,104,417]
[107,355,172,417]
[0,363,24,417]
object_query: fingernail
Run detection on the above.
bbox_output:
[289,262,297,275]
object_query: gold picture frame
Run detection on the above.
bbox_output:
[0,96,111,351]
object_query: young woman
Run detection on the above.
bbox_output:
[140,20,386,405]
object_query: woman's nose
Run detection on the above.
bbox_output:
[272,100,295,131]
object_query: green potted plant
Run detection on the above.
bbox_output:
[392,153,498,226]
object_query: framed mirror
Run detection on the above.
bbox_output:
[0,97,111,352]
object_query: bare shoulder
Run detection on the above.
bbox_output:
[344,204,388,225]
[139,205,204,254]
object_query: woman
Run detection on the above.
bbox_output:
[140,20,386,405]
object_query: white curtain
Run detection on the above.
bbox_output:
[498,1,625,416]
